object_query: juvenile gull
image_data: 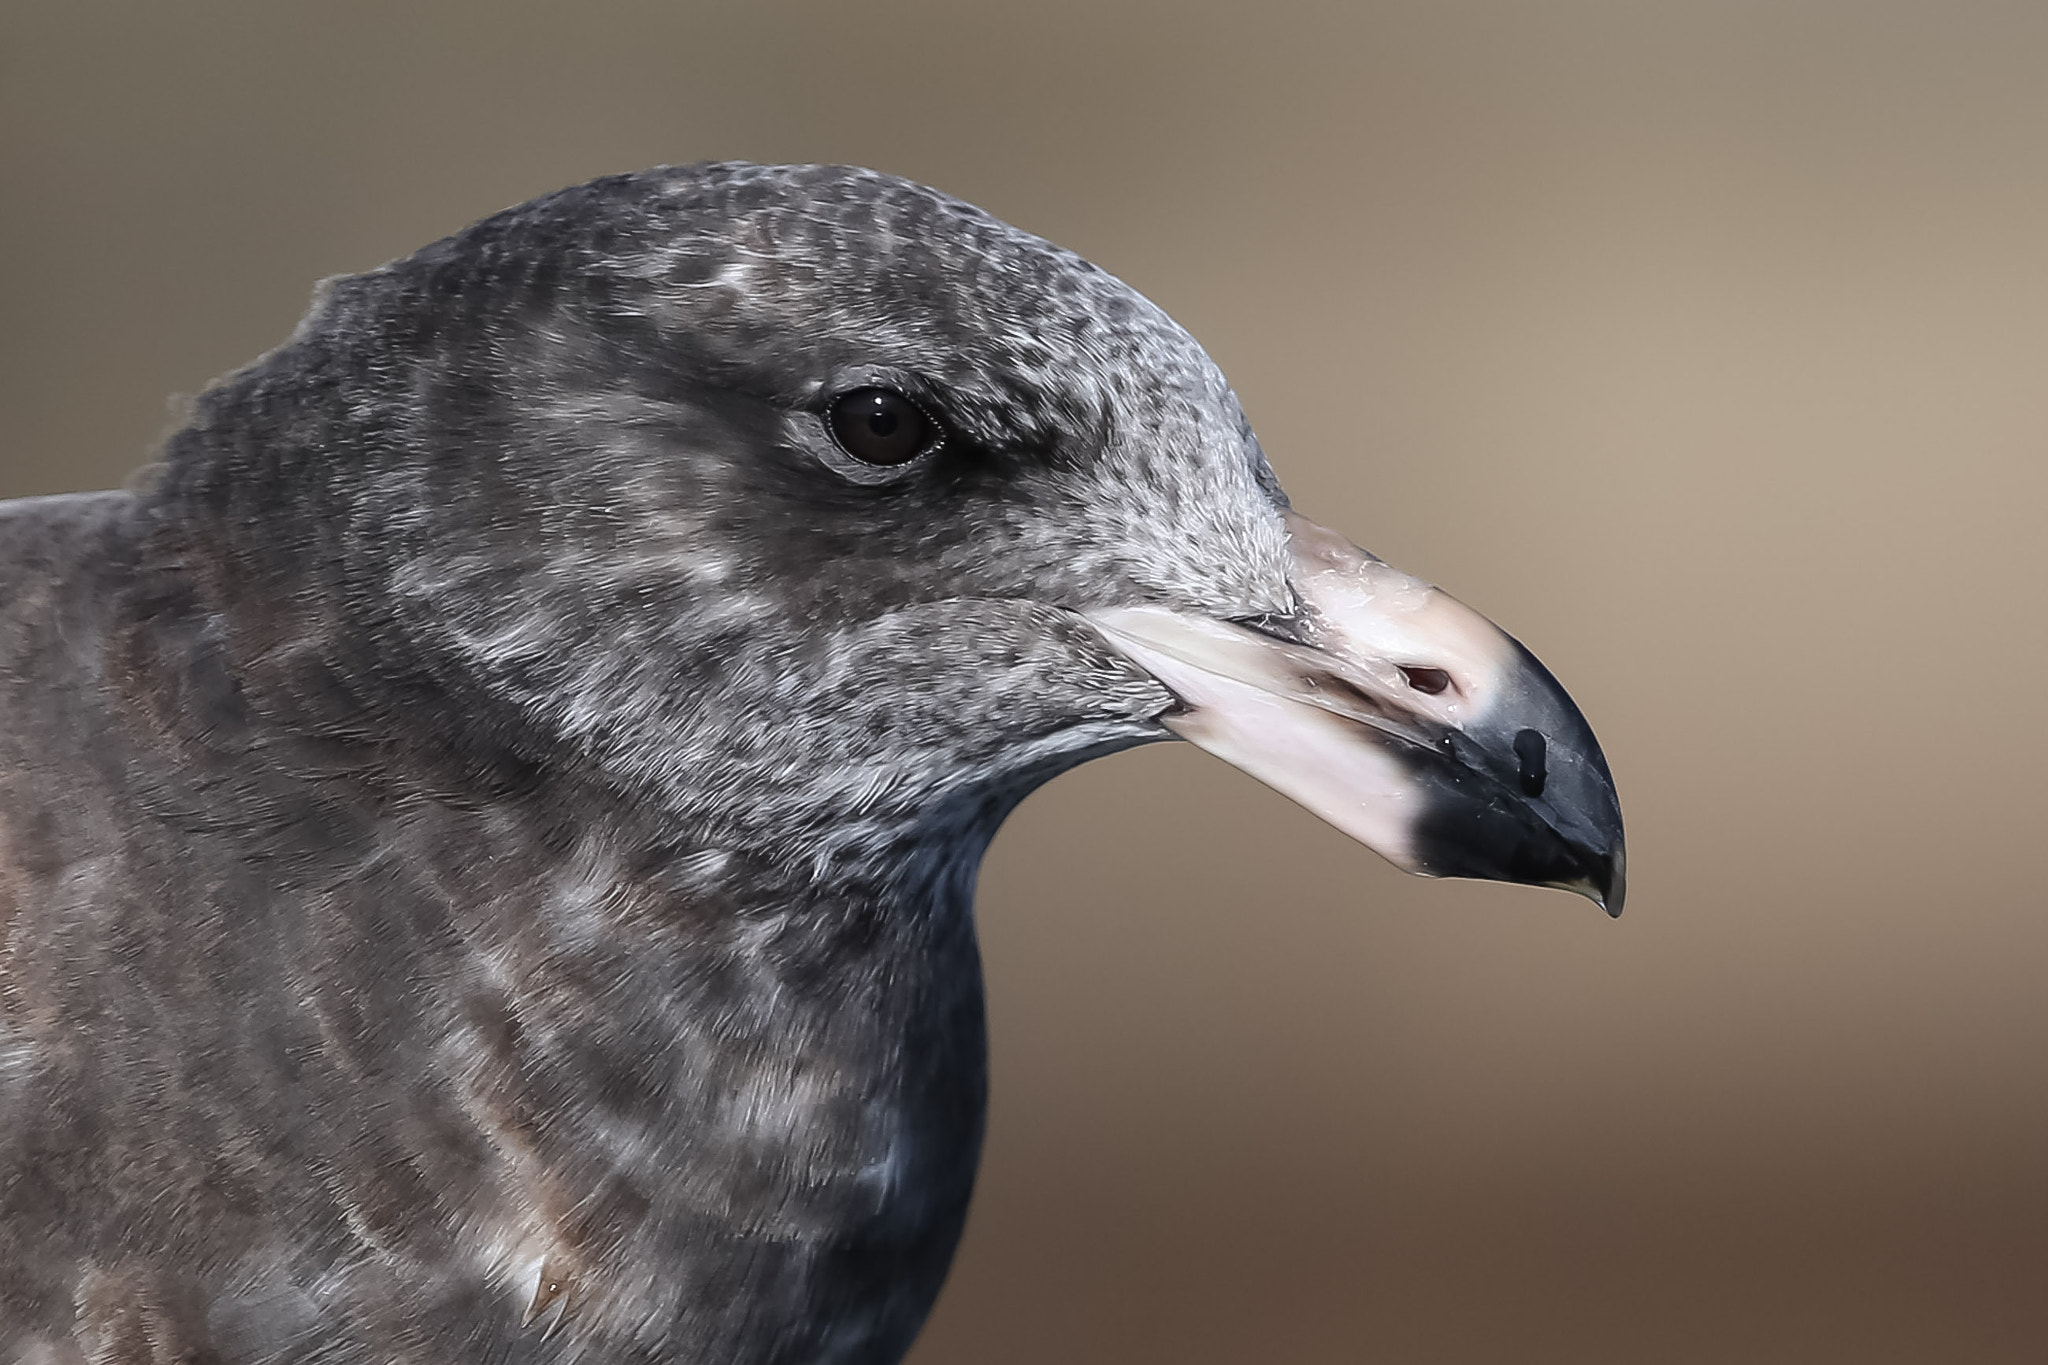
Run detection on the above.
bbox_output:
[0,164,1623,1363]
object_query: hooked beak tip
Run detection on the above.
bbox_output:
[1601,846,1628,918]
[1569,844,1626,918]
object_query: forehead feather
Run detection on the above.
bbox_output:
[591,165,1221,423]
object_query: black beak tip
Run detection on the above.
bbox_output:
[1555,841,1624,918]
[1599,855,1626,918]
[1409,788,1627,919]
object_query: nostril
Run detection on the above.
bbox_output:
[1401,665,1451,695]
[1513,728,1548,797]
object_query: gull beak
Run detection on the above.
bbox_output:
[1088,511,1626,916]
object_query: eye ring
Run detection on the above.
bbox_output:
[826,387,943,467]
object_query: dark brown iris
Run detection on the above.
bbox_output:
[828,388,938,466]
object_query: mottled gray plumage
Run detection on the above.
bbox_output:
[0,161,1625,1365]
[0,164,1300,1362]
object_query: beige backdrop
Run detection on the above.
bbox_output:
[5,2,2046,1360]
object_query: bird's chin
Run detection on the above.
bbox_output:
[1083,511,1626,916]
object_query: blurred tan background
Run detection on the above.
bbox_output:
[5,1,2046,1359]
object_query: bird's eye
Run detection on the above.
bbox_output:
[827,388,940,466]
